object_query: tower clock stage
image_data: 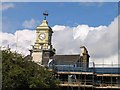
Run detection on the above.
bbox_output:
[30,12,55,66]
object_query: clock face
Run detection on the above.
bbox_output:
[39,33,46,40]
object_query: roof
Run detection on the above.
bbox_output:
[53,55,80,65]
[51,65,120,74]
[36,20,49,30]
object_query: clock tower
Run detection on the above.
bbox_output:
[30,12,55,66]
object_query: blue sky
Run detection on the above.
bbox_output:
[2,2,118,33]
[1,2,119,65]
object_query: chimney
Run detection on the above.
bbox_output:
[80,46,90,69]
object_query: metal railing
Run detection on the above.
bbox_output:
[49,63,120,89]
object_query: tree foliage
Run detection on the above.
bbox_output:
[2,50,59,89]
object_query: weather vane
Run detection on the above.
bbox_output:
[43,11,48,20]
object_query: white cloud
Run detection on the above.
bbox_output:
[89,54,118,67]
[22,18,40,29]
[52,16,118,65]
[52,25,66,31]
[22,19,35,28]
[0,3,14,11]
[0,29,35,56]
[52,16,118,57]
[1,16,119,66]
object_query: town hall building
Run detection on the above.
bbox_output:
[29,13,120,90]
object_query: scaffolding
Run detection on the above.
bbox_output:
[49,62,120,90]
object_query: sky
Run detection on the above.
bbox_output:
[1,0,120,2]
[1,2,120,67]
[2,2,118,33]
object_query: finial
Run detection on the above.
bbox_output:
[43,11,48,20]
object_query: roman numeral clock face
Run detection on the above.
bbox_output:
[39,33,46,40]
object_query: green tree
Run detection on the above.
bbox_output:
[2,50,59,90]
